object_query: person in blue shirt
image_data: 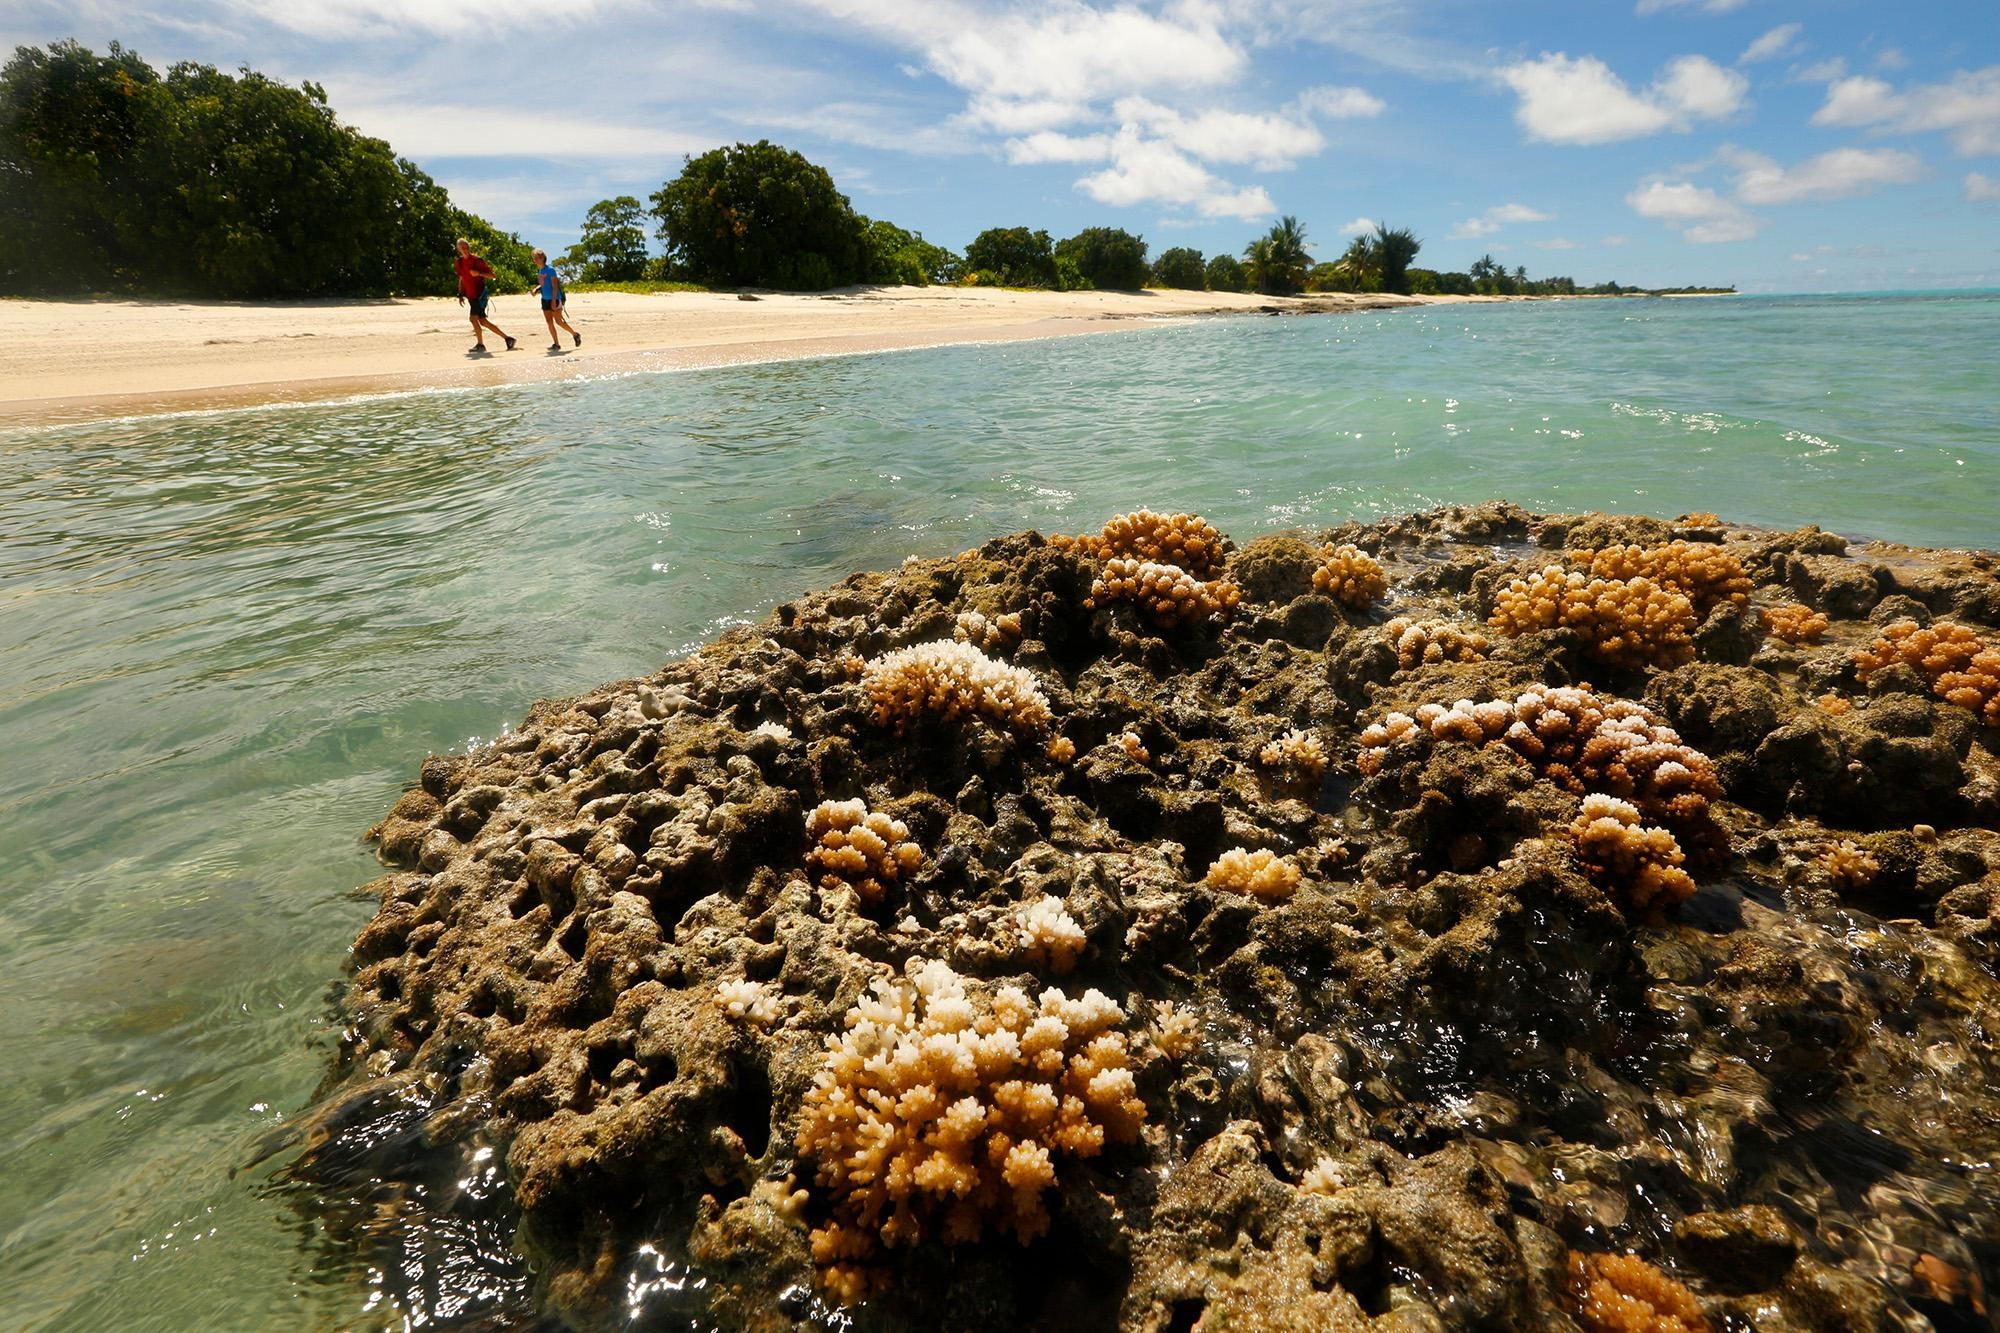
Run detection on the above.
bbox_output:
[532,249,581,351]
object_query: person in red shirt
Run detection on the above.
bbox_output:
[454,238,516,354]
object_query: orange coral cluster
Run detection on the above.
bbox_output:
[1856,620,2000,725]
[1566,1252,1710,1333]
[862,640,1053,736]
[1385,616,1491,671]
[1310,543,1389,609]
[1570,794,1697,918]
[1488,566,1696,669]
[1051,509,1229,577]
[1088,558,1242,629]
[953,609,1025,653]
[1820,839,1880,890]
[1203,848,1302,902]
[1578,541,1751,615]
[796,960,1146,1305]
[1257,728,1328,785]
[1760,601,1828,644]
[806,799,925,906]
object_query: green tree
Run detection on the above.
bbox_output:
[1244,214,1308,295]
[1054,226,1148,290]
[1204,253,1247,292]
[562,196,649,282]
[1152,246,1205,289]
[0,41,527,297]
[1370,225,1422,295]
[858,217,959,286]
[962,226,1056,287]
[649,140,865,289]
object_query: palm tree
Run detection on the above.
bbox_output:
[1246,215,1310,295]
[1370,225,1422,295]
[1242,236,1275,294]
[1332,235,1376,292]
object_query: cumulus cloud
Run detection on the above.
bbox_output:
[1627,179,1759,242]
[1739,24,1803,65]
[1335,216,1378,236]
[1111,96,1324,169]
[1969,172,2000,202]
[1499,52,1748,144]
[215,0,638,37]
[340,102,708,159]
[1448,202,1554,239]
[1535,237,1580,250]
[1812,67,2000,156]
[1296,85,1386,119]
[1721,145,1924,204]
[1075,130,1274,219]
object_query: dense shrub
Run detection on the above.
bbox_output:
[0,41,529,297]
[963,226,1057,287]
[1055,226,1149,291]
[860,218,960,286]
[561,197,650,282]
[1152,247,1206,289]
[650,140,865,290]
[1204,254,1248,292]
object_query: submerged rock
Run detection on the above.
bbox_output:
[291,506,2000,1331]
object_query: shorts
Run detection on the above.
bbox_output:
[541,298,556,312]
[469,291,490,317]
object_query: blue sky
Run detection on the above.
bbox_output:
[7,1,1997,290]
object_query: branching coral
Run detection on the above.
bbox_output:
[1760,601,1828,644]
[1017,895,1086,974]
[862,640,1053,736]
[1299,1157,1347,1196]
[1489,566,1696,669]
[795,960,1146,1304]
[1566,1251,1710,1333]
[1052,509,1230,578]
[1385,616,1490,671]
[1359,685,1720,829]
[1117,731,1151,764]
[1203,848,1302,903]
[1578,541,1750,616]
[954,609,1025,653]
[1148,1001,1198,1060]
[1044,735,1076,764]
[1087,557,1241,629]
[1569,794,1696,919]
[805,799,925,906]
[1310,543,1388,610]
[1820,839,1880,891]
[716,978,781,1027]
[1258,728,1328,786]
[1856,621,2000,725]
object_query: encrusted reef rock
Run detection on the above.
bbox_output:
[295,504,2000,1332]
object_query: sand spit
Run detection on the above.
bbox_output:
[288,503,1998,1331]
[0,287,1549,428]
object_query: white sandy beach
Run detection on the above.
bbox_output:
[0,285,1505,427]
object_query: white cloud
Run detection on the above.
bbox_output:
[1789,252,1812,262]
[1793,57,1847,84]
[1875,47,1910,72]
[1074,129,1274,219]
[1739,24,1803,65]
[1969,172,2000,202]
[930,7,1244,110]
[1722,145,1924,204]
[217,0,637,38]
[1004,130,1114,165]
[1600,234,1630,246]
[1448,202,1554,239]
[1499,52,1748,145]
[1112,96,1324,169]
[1627,179,1759,242]
[341,103,708,159]
[1634,0,1748,14]
[1296,85,1386,120]
[1812,67,2000,157]
[1336,216,1378,236]
[1535,237,1579,250]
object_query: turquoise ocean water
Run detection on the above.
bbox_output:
[0,292,1994,1328]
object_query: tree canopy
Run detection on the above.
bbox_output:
[1152,247,1206,290]
[1244,215,1309,296]
[963,226,1057,288]
[1054,227,1149,291]
[650,140,868,290]
[0,41,530,297]
[562,197,650,282]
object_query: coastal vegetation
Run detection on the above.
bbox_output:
[0,41,532,297]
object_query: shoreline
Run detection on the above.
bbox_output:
[2,286,1525,429]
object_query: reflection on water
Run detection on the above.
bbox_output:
[0,294,1995,1328]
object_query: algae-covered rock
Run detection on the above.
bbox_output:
[291,506,2000,1332]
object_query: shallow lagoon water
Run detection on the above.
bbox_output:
[0,293,1995,1329]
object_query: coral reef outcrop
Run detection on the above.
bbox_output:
[295,503,2000,1333]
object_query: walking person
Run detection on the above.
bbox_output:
[455,238,515,354]
[533,249,581,350]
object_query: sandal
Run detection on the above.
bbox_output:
[573,332,582,347]
[504,336,518,351]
